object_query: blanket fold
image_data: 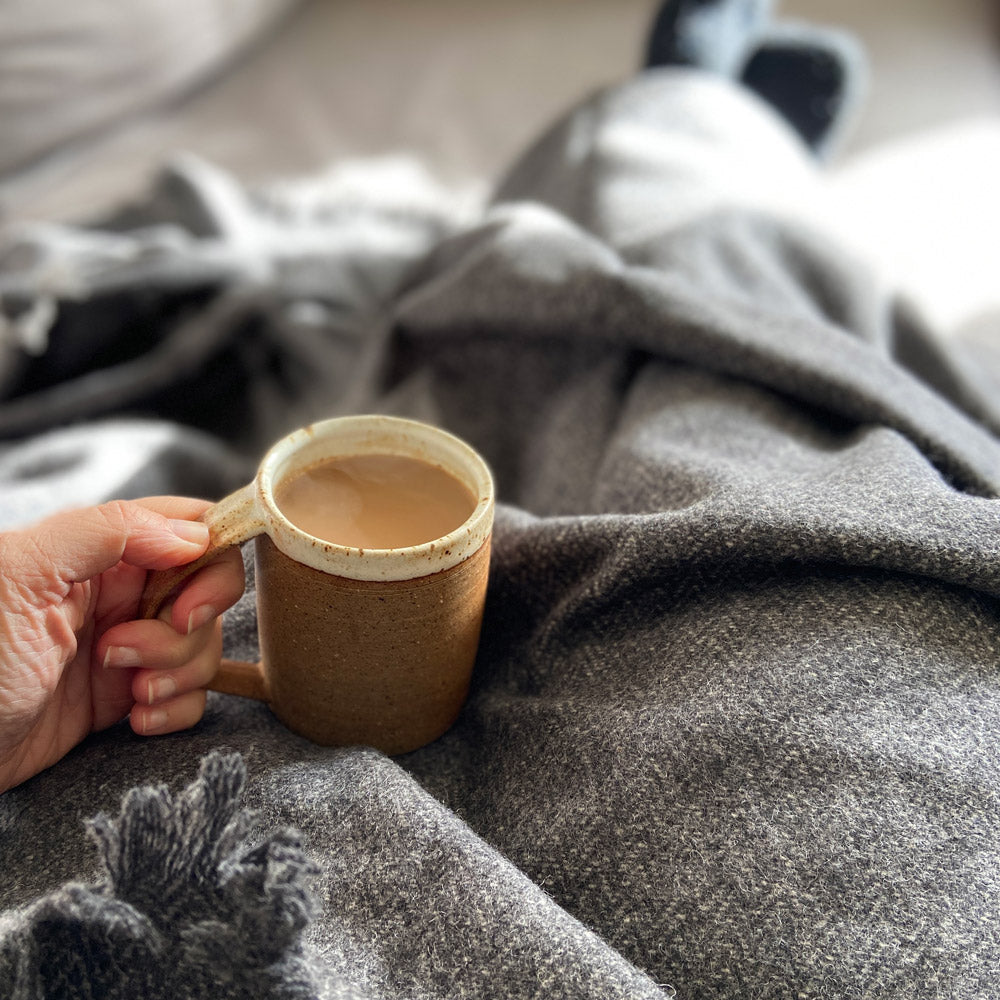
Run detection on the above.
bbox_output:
[2,68,1000,1000]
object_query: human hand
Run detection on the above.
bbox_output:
[0,497,244,793]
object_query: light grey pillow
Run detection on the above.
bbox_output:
[0,0,297,177]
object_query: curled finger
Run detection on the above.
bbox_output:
[99,614,220,672]
[166,545,245,636]
[130,620,223,706]
[131,688,208,736]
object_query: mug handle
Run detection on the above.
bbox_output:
[138,482,270,703]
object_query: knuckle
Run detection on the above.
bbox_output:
[97,499,132,536]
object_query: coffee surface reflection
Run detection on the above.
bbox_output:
[275,453,476,549]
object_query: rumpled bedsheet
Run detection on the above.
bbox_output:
[2,69,1000,999]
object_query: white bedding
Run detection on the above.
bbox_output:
[0,0,997,338]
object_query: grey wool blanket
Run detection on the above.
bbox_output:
[2,68,1000,999]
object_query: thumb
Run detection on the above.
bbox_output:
[14,500,210,585]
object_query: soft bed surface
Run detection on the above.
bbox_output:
[2,69,1000,998]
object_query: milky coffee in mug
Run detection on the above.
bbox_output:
[140,415,495,754]
[275,452,477,550]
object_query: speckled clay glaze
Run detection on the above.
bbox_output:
[258,415,494,581]
[141,415,495,753]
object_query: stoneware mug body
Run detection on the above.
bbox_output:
[141,415,495,754]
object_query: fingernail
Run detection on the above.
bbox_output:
[103,646,142,668]
[186,605,217,635]
[169,519,209,546]
[148,676,177,703]
[141,708,169,734]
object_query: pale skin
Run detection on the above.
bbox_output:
[0,497,244,794]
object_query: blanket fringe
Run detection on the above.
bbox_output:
[0,752,320,1000]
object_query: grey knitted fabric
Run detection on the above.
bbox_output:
[0,753,320,999]
[2,68,1000,999]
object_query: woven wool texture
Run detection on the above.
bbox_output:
[1,69,1000,998]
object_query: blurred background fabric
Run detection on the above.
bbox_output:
[2,7,1000,998]
[0,0,998,333]
[0,0,298,176]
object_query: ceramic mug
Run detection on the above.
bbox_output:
[140,414,495,754]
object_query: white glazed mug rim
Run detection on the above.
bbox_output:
[253,414,495,582]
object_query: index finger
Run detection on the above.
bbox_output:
[166,546,246,636]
